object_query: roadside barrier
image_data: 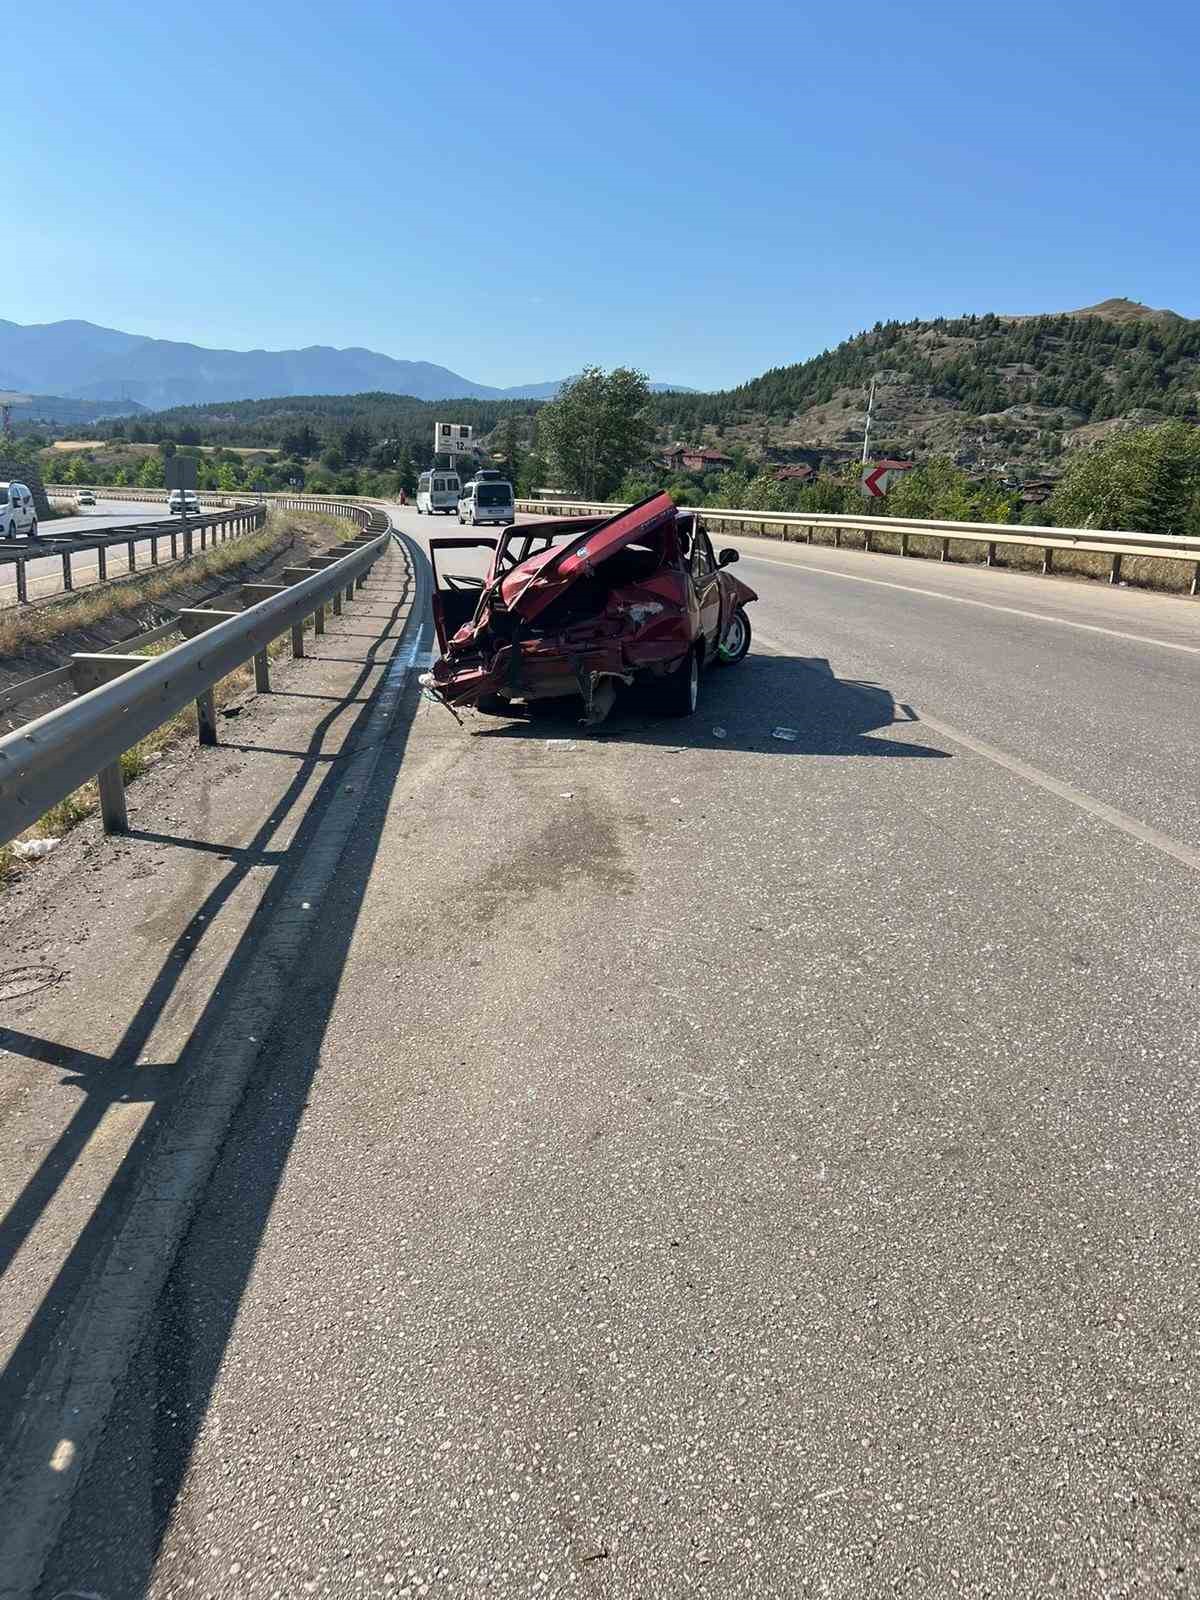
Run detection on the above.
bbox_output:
[516,499,1200,595]
[2,501,269,606]
[0,506,392,843]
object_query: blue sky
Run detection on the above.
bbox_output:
[8,0,1200,390]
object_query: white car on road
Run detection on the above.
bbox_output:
[169,490,201,515]
[0,481,38,539]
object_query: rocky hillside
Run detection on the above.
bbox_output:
[653,300,1199,479]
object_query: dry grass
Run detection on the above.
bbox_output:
[11,616,318,860]
[0,510,344,656]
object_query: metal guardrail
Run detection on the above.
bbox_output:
[515,499,1200,594]
[0,505,392,844]
[3,502,268,606]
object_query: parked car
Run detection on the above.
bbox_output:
[76,490,96,506]
[169,489,201,514]
[427,492,756,724]
[0,481,38,539]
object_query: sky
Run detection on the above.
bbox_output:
[7,0,1200,391]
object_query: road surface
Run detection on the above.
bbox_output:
[8,503,1200,1596]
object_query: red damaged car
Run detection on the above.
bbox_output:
[426,492,757,724]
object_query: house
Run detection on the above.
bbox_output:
[662,443,735,474]
[773,464,815,484]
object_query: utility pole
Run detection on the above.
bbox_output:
[861,376,877,466]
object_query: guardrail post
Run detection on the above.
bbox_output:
[864,525,873,553]
[68,654,148,834]
[1042,546,1053,575]
[940,537,950,563]
[151,534,159,567]
[97,543,107,581]
[1192,562,1199,598]
[61,551,73,591]
[1110,553,1122,585]
[240,582,288,691]
[986,542,997,567]
[900,531,909,557]
[170,529,178,561]
[127,540,136,572]
[184,525,193,558]
[176,609,241,744]
[15,558,27,605]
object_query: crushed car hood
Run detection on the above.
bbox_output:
[496,493,680,623]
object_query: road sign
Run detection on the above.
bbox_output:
[435,421,473,457]
[165,455,198,491]
[861,463,893,498]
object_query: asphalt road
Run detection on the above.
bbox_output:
[1,499,193,603]
[29,505,1200,1595]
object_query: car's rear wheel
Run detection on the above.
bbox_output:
[656,648,700,717]
[717,605,751,664]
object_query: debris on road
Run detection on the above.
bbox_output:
[12,837,59,860]
[712,726,727,738]
[771,726,798,742]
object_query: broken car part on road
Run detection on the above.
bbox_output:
[426,493,757,725]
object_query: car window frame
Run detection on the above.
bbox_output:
[690,527,717,581]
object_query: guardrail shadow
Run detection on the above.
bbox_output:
[470,651,950,760]
[0,550,421,1591]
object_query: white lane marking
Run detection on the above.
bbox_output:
[756,633,1200,874]
[914,709,1200,873]
[738,548,1200,658]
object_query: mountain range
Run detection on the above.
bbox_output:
[0,319,690,411]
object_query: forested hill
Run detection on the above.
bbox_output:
[653,300,1200,474]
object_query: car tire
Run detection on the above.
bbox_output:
[716,605,751,665]
[28,519,38,540]
[656,648,700,717]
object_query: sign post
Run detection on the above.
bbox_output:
[165,455,198,554]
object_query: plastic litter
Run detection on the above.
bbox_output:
[12,838,59,861]
[772,727,798,742]
[545,739,575,751]
[560,791,575,799]
[670,796,682,804]
[712,726,727,739]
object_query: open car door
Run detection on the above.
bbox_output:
[429,537,498,651]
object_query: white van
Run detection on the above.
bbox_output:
[0,481,38,539]
[416,470,460,515]
[458,474,515,527]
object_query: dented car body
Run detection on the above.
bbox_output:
[426,493,758,722]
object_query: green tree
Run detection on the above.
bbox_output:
[395,445,417,497]
[217,461,243,491]
[281,423,320,458]
[497,416,523,487]
[137,454,165,488]
[1048,420,1200,534]
[536,366,652,497]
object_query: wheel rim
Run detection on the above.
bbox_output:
[719,613,746,659]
